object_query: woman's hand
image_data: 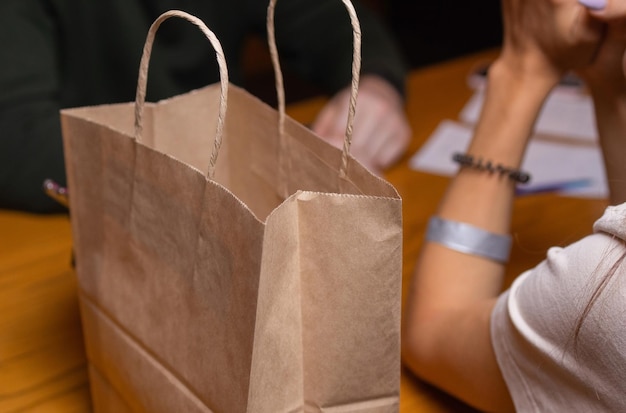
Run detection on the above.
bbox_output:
[576,5,626,204]
[499,0,603,88]
[579,17,626,96]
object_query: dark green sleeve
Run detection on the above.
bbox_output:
[245,0,408,98]
[0,0,67,213]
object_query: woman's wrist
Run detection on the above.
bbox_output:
[588,82,626,105]
[495,49,564,93]
[467,58,555,166]
[589,81,626,132]
[489,57,557,100]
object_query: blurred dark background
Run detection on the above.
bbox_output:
[383,0,502,68]
[243,0,504,105]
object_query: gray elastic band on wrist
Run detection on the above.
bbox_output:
[426,216,512,263]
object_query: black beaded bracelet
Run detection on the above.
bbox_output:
[452,153,531,184]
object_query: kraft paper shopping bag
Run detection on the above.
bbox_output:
[61,5,402,412]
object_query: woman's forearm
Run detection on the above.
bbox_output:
[591,92,626,204]
[438,61,554,229]
[402,58,556,410]
[413,59,556,313]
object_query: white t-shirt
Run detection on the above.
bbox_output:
[491,203,626,412]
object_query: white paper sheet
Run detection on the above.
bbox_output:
[410,120,608,198]
[459,89,598,143]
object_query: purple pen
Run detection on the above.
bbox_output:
[43,179,69,207]
[516,178,592,196]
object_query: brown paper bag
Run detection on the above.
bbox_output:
[61,5,402,412]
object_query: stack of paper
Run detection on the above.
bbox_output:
[410,83,608,198]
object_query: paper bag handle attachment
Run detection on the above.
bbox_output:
[266,0,362,179]
[134,10,229,179]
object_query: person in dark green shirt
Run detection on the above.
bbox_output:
[0,0,410,213]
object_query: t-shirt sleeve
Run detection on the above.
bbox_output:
[491,219,626,411]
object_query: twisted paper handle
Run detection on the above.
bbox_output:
[266,0,362,178]
[134,10,229,179]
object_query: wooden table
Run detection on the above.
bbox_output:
[0,49,608,412]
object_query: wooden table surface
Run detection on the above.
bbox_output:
[0,49,608,412]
